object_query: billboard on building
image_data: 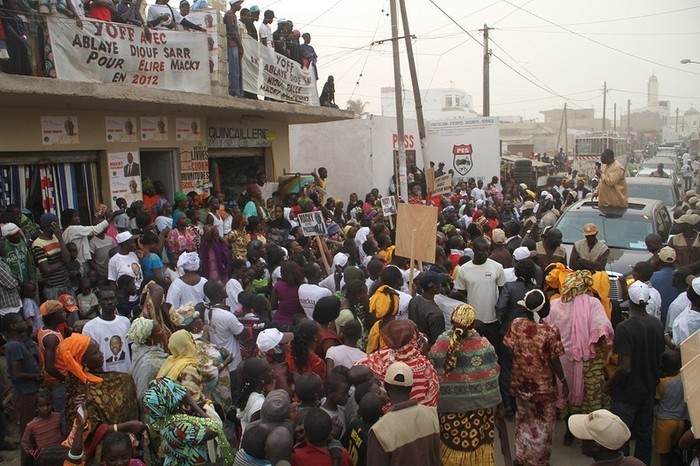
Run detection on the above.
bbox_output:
[425,117,500,183]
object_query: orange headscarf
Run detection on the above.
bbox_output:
[56,334,104,385]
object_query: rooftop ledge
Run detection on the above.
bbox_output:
[0,74,354,124]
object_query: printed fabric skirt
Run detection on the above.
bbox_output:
[439,408,495,466]
[514,399,556,466]
[566,348,609,415]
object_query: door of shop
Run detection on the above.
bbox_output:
[140,150,177,201]
[209,148,269,200]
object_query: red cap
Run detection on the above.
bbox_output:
[57,294,79,312]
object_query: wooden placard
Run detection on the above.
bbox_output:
[681,353,700,430]
[395,203,438,264]
[425,167,435,194]
[433,173,453,196]
[680,329,700,367]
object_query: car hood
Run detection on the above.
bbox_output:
[562,244,651,277]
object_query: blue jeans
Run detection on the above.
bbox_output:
[228,45,242,97]
[610,397,655,465]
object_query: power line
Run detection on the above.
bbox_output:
[498,28,700,37]
[490,0,535,26]
[503,5,700,28]
[500,0,700,76]
[608,89,700,100]
[297,0,346,29]
[428,0,587,108]
[348,1,389,101]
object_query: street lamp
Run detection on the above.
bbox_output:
[681,59,700,64]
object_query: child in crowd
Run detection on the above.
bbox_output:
[113,198,130,233]
[116,275,138,319]
[76,277,99,321]
[100,431,146,466]
[234,424,271,465]
[237,358,276,431]
[65,242,82,294]
[291,373,324,442]
[225,259,247,312]
[21,388,64,458]
[21,281,41,335]
[320,373,350,440]
[655,350,687,466]
[2,312,42,463]
[343,392,383,466]
[326,319,365,373]
[291,408,352,466]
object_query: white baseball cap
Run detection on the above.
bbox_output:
[256,328,293,353]
[628,280,651,305]
[568,409,631,450]
[1,223,20,237]
[384,361,414,387]
[116,231,134,244]
[513,246,535,261]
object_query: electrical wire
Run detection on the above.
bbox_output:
[296,0,345,30]
[500,0,700,76]
[348,0,388,102]
[428,0,588,109]
[490,0,535,26]
[503,6,700,28]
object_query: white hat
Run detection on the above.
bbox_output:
[658,246,676,264]
[177,251,200,272]
[517,289,546,314]
[332,253,349,268]
[1,223,20,237]
[690,276,700,296]
[522,200,535,211]
[568,409,631,450]
[256,328,293,352]
[116,231,134,244]
[384,361,413,387]
[628,280,651,305]
[277,16,287,22]
[513,246,535,261]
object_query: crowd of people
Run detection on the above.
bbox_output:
[0,152,699,466]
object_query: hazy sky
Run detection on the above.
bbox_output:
[252,0,700,121]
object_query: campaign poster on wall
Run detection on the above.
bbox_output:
[176,118,202,141]
[41,116,79,145]
[108,151,142,207]
[180,146,210,192]
[140,116,169,141]
[186,10,220,78]
[106,116,138,143]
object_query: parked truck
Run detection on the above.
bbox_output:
[573,133,628,178]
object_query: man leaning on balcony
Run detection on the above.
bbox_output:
[147,0,206,31]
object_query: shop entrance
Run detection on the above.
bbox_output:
[140,150,177,201]
[0,152,101,224]
[209,148,268,200]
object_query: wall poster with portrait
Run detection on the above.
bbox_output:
[108,151,143,208]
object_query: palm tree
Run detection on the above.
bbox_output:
[346,99,369,118]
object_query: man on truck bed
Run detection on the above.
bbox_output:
[595,149,628,209]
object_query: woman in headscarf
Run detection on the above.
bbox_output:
[56,333,142,463]
[544,269,614,445]
[170,304,234,415]
[154,200,173,235]
[365,284,400,354]
[503,289,568,466]
[495,258,539,417]
[127,317,169,400]
[355,320,439,407]
[143,377,233,466]
[225,205,250,261]
[157,329,206,404]
[199,225,230,281]
[429,304,502,465]
[168,209,200,264]
[165,252,208,310]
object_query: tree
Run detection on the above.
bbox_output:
[346,99,369,118]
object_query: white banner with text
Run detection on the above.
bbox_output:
[48,17,211,94]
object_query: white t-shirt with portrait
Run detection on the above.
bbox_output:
[454,258,506,324]
[108,252,142,289]
[298,283,332,320]
[82,315,131,373]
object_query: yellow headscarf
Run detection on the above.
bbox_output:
[157,330,199,380]
[369,285,399,319]
[444,304,477,374]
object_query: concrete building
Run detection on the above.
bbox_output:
[0,20,350,222]
[381,87,480,120]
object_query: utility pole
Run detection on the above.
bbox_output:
[564,103,568,154]
[398,0,429,170]
[389,0,408,202]
[602,81,607,132]
[481,24,491,116]
[613,103,617,132]
[556,104,565,150]
[676,107,679,132]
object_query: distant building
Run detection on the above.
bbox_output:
[381,87,479,120]
[648,74,659,107]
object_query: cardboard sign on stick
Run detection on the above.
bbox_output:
[433,174,453,196]
[395,203,438,264]
[680,329,700,367]
[297,212,326,237]
[425,167,435,195]
[381,196,398,217]
[681,353,700,429]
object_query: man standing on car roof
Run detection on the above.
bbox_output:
[596,149,628,209]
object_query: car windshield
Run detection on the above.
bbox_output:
[627,184,674,206]
[557,211,654,250]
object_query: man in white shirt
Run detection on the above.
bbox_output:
[454,237,506,348]
[298,262,332,319]
[666,269,693,332]
[670,276,700,345]
[470,180,486,202]
[108,232,143,296]
[203,280,244,395]
[258,9,274,48]
[82,287,131,373]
